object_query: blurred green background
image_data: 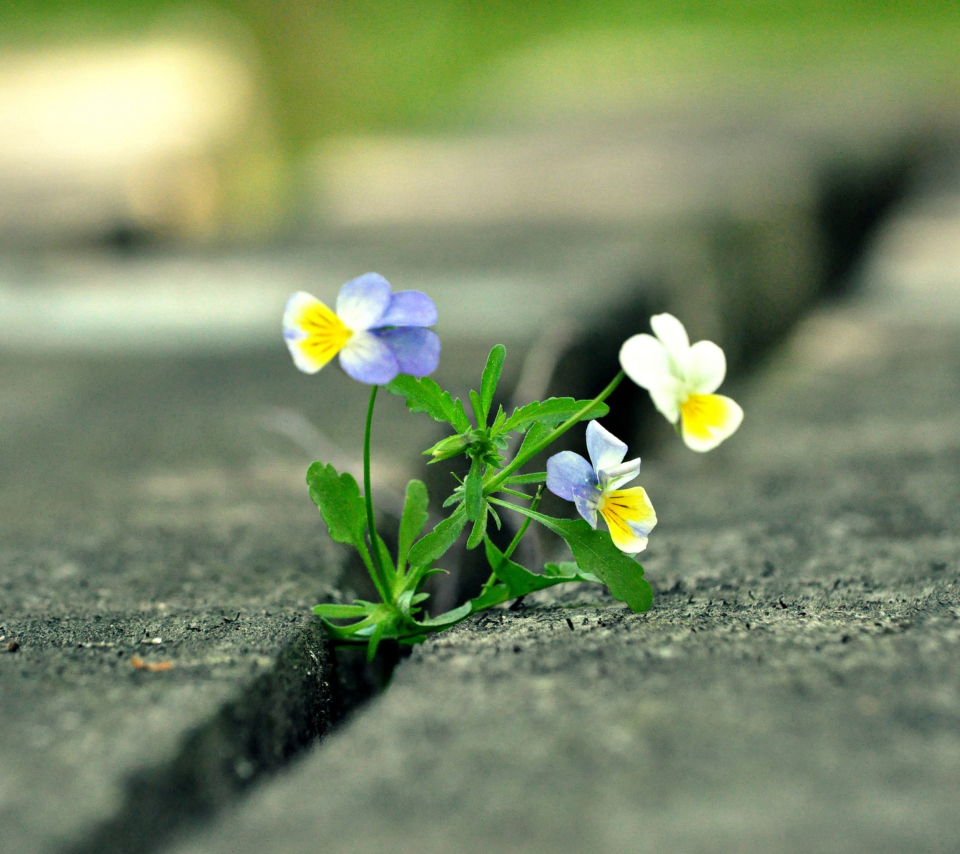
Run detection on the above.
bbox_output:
[4,0,959,155]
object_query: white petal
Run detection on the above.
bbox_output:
[335,273,392,331]
[338,330,400,384]
[586,420,627,474]
[650,313,690,360]
[602,457,642,491]
[648,379,683,424]
[686,340,726,394]
[619,333,672,389]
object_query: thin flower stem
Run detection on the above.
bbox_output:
[364,385,390,600]
[502,487,543,562]
[486,370,625,493]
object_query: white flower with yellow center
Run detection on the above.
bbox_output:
[619,313,743,452]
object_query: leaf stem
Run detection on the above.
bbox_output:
[502,487,543,562]
[486,370,625,493]
[364,385,389,598]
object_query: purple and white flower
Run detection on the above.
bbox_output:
[283,273,439,384]
[546,420,657,554]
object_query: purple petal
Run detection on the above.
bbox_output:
[376,327,440,377]
[336,273,392,331]
[573,489,600,529]
[586,420,627,474]
[338,330,400,384]
[546,452,597,502]
[377,290,438,328]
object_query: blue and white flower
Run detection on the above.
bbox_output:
[283,273,439,385]
[546,420,657,554]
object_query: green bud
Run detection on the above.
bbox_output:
[425,432,473,462]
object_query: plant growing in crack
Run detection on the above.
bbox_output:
[283,274,743,659]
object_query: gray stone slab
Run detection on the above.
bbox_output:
[0,350,358,854]
[167,228,960,851]
[2,131,948,854]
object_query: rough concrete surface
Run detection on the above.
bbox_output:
[0,351,353,854]
[0,132,949,853]
[168,281,960,853]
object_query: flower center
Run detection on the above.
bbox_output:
[301,304,353,361]
[680,393,724,440]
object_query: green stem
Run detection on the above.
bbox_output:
[502,487,542,562]
[486,370,625,493]
[364,385,390,599]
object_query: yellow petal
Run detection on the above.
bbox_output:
[679,393,743,452]
[286,296,352,373]
[599,487,657,554]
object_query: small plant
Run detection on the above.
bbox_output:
[284,274,743,659]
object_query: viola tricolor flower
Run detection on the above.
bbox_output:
[546,421,657,554]
[619,313,743,452]
[283,273,439,385]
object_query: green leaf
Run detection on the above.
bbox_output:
[306,462,366,548]
[411,600,472,630]
[312,603,370,619]
[491,405,506,434]
[452,399,471,432]
[544,561,601,583]
[500,398,610,435]
[386,375,458,425]
[515,421,553,463]
[366,621,386,661]
[375,533,395,575]
[464,456,484,521]
[466,504,488,550]
[490,503,653,613]
[469,389,485,429]
[397,480,429,574]
[484,539,599,597]
[505,471,547,484]
[480,344,506,422]
[467,581,511,612]
[407,504,467,567]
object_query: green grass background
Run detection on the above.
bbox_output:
[3,1,958,154]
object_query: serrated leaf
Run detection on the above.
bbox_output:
[386,375,457,425]
[306,462,366,548]
[464,456,484,521]
[491,504,653,612]
[484,539,599,597]
[480,344,506,422]
[407,504,468,567]
[501,398,610,435]
[397,479,429,574]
